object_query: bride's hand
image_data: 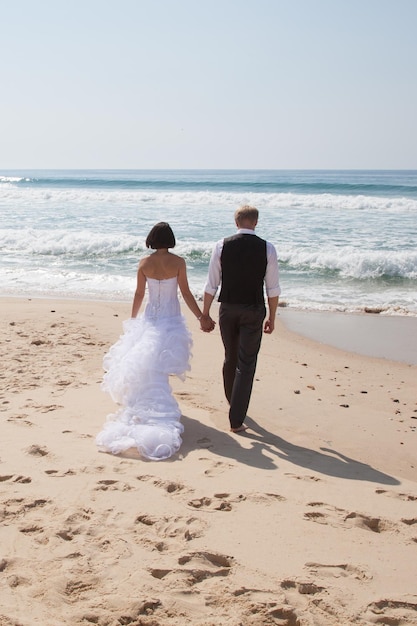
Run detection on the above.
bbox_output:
[200,315,215,332]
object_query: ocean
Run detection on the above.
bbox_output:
[0,169,416,315]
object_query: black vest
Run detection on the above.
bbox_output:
[219,233,267,304]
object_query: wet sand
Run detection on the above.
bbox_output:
[280,308,417,365]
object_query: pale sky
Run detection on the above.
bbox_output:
[1,0,416,170]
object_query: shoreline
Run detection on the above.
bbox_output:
[4,294,417,365]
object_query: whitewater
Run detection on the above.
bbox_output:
[0,169,416,315]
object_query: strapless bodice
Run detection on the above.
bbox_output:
[145,276,181,319]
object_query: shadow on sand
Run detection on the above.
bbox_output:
[179,413,400,486]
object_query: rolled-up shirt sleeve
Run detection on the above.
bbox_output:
[265,242,281,297]
[203,240,223,296]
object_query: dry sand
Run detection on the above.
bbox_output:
[1,297,417,626]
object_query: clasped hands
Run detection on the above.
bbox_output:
[199,314,215,333]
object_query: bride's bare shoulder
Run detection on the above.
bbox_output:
[169,252,185,265]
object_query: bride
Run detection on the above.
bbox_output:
[96,222,215,460]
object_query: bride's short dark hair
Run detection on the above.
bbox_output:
[146,222,176,249]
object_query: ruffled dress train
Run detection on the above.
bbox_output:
[96,277,192,460]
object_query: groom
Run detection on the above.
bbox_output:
[200,205,280,432]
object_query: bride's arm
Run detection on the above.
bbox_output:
[177,258,203,319]
[177,259,215,331]
[131,264,147,318]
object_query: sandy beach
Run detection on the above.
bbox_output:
[1,296,417,626]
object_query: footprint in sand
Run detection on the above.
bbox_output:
[56,529,79,542]
[115,600,163,626]
[19,524,48,545]
[363,598,417,625]
[281,578,325,595]
[304,502,394,533]
[56,576,101,601]
[149,550,233,586]
[78,465,106,475]
[375,488,417,502]
[248,492,286,504]
[6,413,33,426]
[0,497,49,523]
[187,493,246,512]
[0,559,10,572]
[16,475,32,484]
[65,508,94,524]
[136,475,191,495]
[0,474,32,484]
[81,599,163,626]
[22,402,63,413]
[204,461,235,476]
[25,445,49,457]
[227,587,302,625]
[40,404,64,413]
[134,514,206,550]
[285,472,322,482]
[187,491,284,512]
[45,468,76,477]
[305,561,372,581]
[94,479,134,492]
[196,437,214,449]
[55,508,94,543]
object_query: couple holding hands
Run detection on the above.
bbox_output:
[96,205,280,460]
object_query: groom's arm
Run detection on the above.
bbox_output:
[199,292,215,331]
[200,241,221,331]
[264,295,279,334]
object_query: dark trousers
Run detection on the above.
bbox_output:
[219,302,266,429]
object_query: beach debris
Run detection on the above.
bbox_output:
[364,306,383,314]
[340,404,350,408]
[307,385,315,390]
[294,390,301,394]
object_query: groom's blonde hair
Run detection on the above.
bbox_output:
[235,205,259,226]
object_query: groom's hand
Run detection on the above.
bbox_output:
[200,314,215,332]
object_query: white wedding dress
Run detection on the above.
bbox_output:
[96,277,192,460]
